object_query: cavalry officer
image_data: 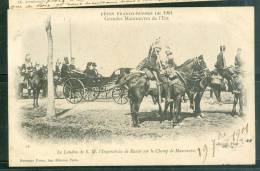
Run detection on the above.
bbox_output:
[161,46,177,69]
[21,54,33,89]
[215,45,226,71]
[137,37,173,103]
[215,45,237,93]
[137,37,162,81]
[235,48,243,70]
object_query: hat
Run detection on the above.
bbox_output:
[87,62,92,66]
[237,48,242,51]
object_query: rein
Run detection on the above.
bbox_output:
[174,57,208,90]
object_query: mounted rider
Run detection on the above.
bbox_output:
[136,37,173,103]
[233,48,244,92]
[21,53,33,89]
[234,48,243,73]
[214,45,237,93]
[161,46,177,70]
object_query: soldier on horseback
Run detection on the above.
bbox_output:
[235,48,243,72]
[161,46,177,70]
[136,37,173,103]
[214,45,238,93]
[21,53,33,91]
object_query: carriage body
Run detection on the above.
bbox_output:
[62,69,129,104]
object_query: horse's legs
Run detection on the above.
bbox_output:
[186,91,194,110]
[176,95,182,123]
[129,98,137,126]
[163,100,169,120]
[32,88,36,108]
[232,94,238,116]
[133,98,143,127]
[170,102,173,120]
[157,100,163,122]
[36,89,40,107]
[194,91,204,115]
[239,94,244,116]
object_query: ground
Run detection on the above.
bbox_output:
[19,90,245,142]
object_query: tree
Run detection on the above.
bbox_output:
[45,16,55,116]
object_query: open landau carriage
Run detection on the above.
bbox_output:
[62,68,129,104]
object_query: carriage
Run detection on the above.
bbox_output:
[61,68,130,104]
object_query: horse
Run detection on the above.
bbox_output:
[209,66,245,116]
[150,55,210,126]
[148,75,185,124]
[30,67,47,108]
[17,67,32,98]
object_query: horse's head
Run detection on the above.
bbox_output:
[177,55,209,77]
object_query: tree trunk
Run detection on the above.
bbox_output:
[45,16,55,116]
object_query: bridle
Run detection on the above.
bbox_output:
[174,56,210,90]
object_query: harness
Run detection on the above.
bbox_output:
[174,57,209,91]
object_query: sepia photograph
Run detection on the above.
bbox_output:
[8,7,255,166]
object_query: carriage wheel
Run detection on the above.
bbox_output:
[63,78,84,104]
[84,86,100,101]
[112,86,128,104]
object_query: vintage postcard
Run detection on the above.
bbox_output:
[8,7,255,166]
[9,0,217,9]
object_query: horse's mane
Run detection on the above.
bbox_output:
[175,57,195,69]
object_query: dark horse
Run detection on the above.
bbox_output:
[30,67,47,108]
[209,66,245,116]
[150,55,210,126]
[119,54,210,127]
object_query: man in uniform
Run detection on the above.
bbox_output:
[233,48,243,93]
[235,48,243,70]
[161,46,177,70]
[214,45,237,92]
[137,37,173,103]
[21,54,33,88]
[137,37,162,81]
[215,45,226,71]
[60,57,70,79]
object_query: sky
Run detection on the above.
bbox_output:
[9,7,254,76]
